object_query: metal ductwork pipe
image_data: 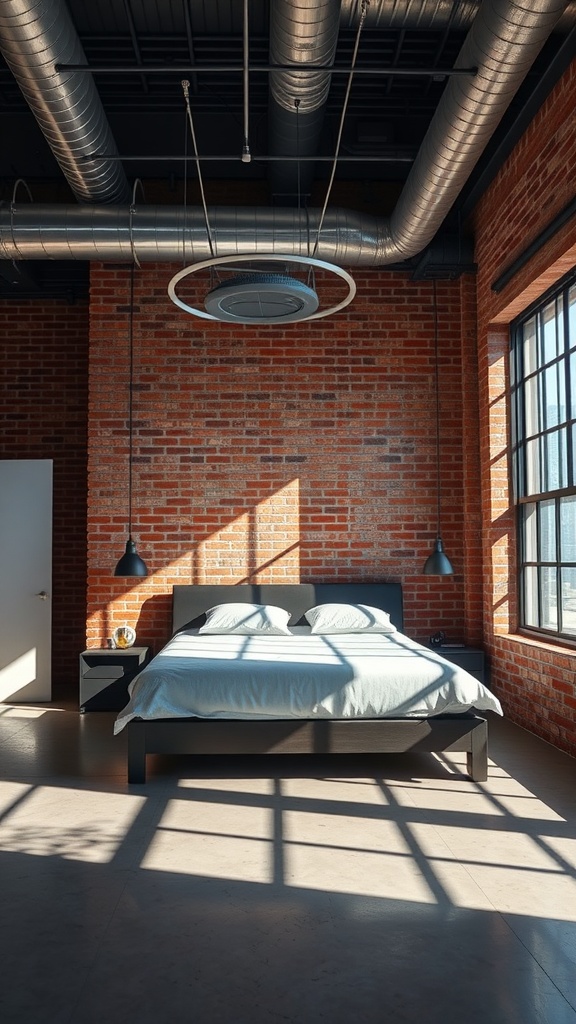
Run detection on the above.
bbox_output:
[0,205,387,264]
[0,0,569,266]
[0,0,129,204]
[268,0,341,202]
[340,0,480,30]
[340,0,575,29]
[383,0,569,261]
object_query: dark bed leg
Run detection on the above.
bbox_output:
[127,722,147,784]
[466,718,488,782]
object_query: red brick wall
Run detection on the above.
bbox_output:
[0,298,89,699]
[473,57,576,757]
[87,267,481,655]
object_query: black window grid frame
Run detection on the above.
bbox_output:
[510,268,576,642]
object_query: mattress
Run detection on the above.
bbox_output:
[114,628,503,733]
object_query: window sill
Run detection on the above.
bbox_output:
[500,631,576,657]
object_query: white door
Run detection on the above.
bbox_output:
[0,460,52,702]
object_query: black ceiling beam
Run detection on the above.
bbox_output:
[122,0,148,94]
[182,0,198,93]
[0,260,39,290]
[0,261,88,300]
[82,153,416,163]
[55,62,476,77]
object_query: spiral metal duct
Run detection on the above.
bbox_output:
[383,0,569,261]
[340,0,480,30]
[0,205,385,265]
[0,0,129,204]
[268,0,341,200]
[0,0,569,267]
[340,0,575,30]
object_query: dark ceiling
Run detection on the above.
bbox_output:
[1,0,575,299]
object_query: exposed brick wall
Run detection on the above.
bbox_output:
[473,58,576,758]
[0,298,89,699]
[87,267,481,655]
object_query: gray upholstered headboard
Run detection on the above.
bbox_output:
[172,583,403,635]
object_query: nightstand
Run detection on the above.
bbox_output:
[79,647,151,712]
[429,645,486,684]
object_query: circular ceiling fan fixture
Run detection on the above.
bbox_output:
[168,253,356,324]
[204,272,319,323]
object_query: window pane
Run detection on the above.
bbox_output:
[542,301,558,363]
[509,344,517,388]
[526,437,540,494]
[559,427,568,489]
[523,503,537,560]
[523,317,537,375]
[544,364,560,427]
[539,500,556,561]
[541,566,558,629]
[558,303,565,355]
[512,448,519,502]
[544,429,567,491]
[561,567,576,636]
[560,495,576,561]
[558,359,566,423]
[524,374,539,435]
[524,566,539,626]
[569,286,576,350]
[510,390,517,444]
[514,277,576,640]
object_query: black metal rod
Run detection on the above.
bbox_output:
[81,153,415,162]
[242,0,250,159]
[55,62,477,77]
[182,0,198,93]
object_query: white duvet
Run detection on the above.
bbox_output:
[114,628,502,733]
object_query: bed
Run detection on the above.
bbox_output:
[117,583,502,784]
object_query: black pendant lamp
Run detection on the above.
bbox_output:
[114,265,148,577]
[423,280,454,576]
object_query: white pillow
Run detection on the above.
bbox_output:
[199,602,292,635]
[305,603,397,634]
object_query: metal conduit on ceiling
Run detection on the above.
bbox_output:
[0,0,129,204]
[0,0,571,268]
[268,0,341,201]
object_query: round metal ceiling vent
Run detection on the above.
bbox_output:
[203,273,319,324]
[168,254,356,323]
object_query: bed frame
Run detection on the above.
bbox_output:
[126,583,488,784]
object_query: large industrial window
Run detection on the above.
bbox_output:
[510,273,576,641]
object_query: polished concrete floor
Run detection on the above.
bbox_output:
[0,705,575,1024]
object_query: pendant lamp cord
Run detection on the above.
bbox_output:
[127,263,135,537]
[433,278,442,536]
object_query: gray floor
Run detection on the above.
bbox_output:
[0,705,575,1024]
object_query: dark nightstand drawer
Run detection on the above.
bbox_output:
[79,647,151,711]
[432,646,485,684]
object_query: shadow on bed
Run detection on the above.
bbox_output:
[121,584,495,786]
